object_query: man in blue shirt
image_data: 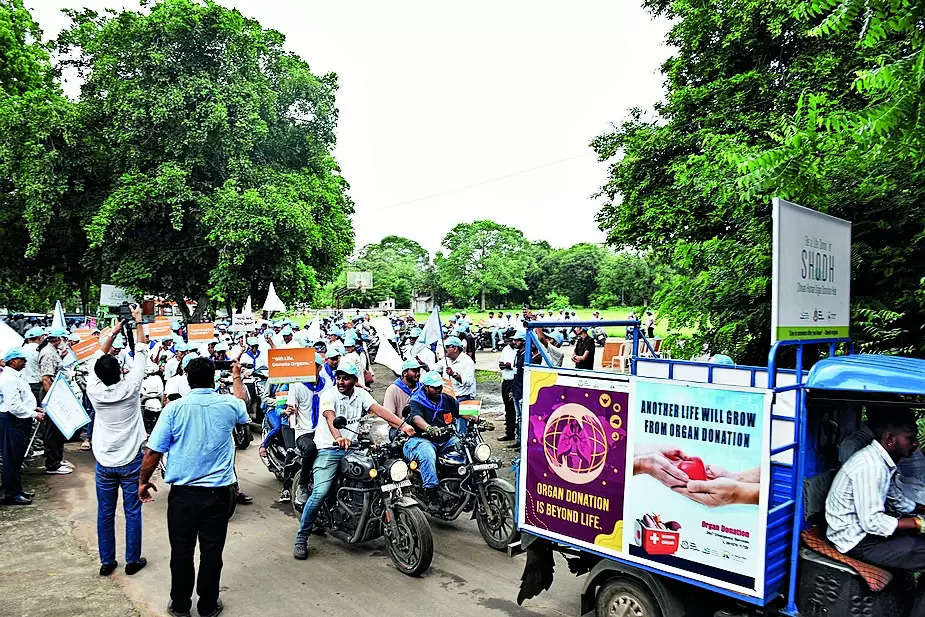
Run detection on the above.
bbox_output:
[138,357,249,617]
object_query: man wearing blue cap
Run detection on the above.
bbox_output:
[383,359,421,419]
[293,362,413,560]
[39,326,72,474]
[402,370,461,503]
[0,348,46,505]
[20,326,45,402]
[442,336,476,402]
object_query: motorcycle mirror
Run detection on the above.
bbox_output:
[333,416,349,429]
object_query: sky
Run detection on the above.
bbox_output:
[27,0,672,255]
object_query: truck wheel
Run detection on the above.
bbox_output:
[595,578,661,617]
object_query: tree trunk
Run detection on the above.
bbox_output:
[480,289,486,311]
[191,295,209,323]
[175,293,193,323]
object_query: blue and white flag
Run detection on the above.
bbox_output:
[411,306,443,357]
[51,300,66,331]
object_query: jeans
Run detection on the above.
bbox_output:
[96,450,143,565]
[493,329,503,348]
[403,436,460,488]
[295,448,345,543]
[0,413,31,498]
[167,484,235,615]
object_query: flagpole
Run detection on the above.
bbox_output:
[436,307,449,370]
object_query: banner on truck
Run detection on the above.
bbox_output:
[518,369,773,598]
[771,198,851,343]
[621,378,772,597]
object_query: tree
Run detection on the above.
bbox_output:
[592,251,657,308]
[58,0,353,321]
[0,0,83,310]
[436,221,533,309]
[593,0,879,362]
[339,235,430,308]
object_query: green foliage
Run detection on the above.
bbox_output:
[435,220,533,306]
[544,292,571,312]
[336,235,431,308]
[52,0,353,319]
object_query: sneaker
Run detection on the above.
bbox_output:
[278,489,291,503]
[29,449,44,458]
[293,542,308,560]
[45,465,73,475]
[61,460,75,469]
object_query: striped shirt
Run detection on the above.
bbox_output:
[826,440,916,553]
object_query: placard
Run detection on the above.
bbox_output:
[72,328,93,340]
[771,198,851,342]
[187,323,215,342]
[148,321,172,338]
[267,347,316,384]
[622,378,772,597]
[155,315,170,322]
[42,373,91,439]
[458,399,481,416]
[99,327,112,341]
[231,312,254,332]
[72,337,100,361]
[99,283,136,306]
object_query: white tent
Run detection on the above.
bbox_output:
[263,282,286,313]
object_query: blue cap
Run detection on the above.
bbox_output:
[325,344,344,358]
[247,336,260,346]
[550,332,564,345]
[112,335,126,349]
[182,354,196,370]
[712,354,735,366]
[401,358,421,372]
[512,330,526,340]
[445,336,463,348]
[3,348,27,362]
[48,326,68,338]
[410,327,421,337]
[280,325,293,336]
[344,334,357,346]
[336,362,360,378]
[24,327,44,339]
[419,370,443,387]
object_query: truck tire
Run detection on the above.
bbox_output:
[595,578,662,617]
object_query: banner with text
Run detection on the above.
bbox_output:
[622,378,772,597]
[771,197,851,342]
[267,347,316,384]
[187,323,214,342]
[519,368,630,554]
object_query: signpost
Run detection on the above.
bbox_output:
[771,198,852,343]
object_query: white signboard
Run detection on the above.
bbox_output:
[99,284,136,307]
[771,198,851,343]
[42,373,91,440]
[231,312,255,331]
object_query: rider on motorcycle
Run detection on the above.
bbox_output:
[401,370,462,504]
[293,362,413,560]
[280,355,327,504]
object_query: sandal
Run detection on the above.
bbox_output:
[80,440,92,451]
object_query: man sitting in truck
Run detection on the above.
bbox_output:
[825,407,925,617]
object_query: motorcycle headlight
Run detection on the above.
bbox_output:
[388,460,409,482]
[474,443,491,462]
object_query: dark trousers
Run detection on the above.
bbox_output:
[42,416,65,471]
[849,533,925,617]
[167,484,235,615]
[0,413,30,498]
[502,379,515,438]
[296,433,317,490]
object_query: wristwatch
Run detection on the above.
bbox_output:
[915,515,925,534]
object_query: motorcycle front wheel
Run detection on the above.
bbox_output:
[384,505,433,576]
[477,485,519,551]
[233,424,252,449]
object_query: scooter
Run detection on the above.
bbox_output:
[217,372,252,449]
[592,325,607,347]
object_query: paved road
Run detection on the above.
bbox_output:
[19,439,583,617]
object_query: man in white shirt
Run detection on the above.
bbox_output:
[20,326,45,400]
[164,354,195,401]
[497,335,517,442]
[0,348,46,505]
[282,357,327,504]
[85,306,149,577]
[292,362,412,560]
[149,337,174,368]
[442,336,476,401]
[825,408,925,617]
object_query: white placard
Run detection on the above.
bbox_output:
[771,198,851,343]
[99,283,136,307]
[231,312,255,332]
[42,373,90,440]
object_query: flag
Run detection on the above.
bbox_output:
[263,282,286,313]
[0,321,23,357]
[411,306,443,357]
[51,300,66,331]
[305,314,322,343]
[370,316,403,374]
[243,295,252,315]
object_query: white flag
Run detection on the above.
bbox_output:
[263,282,286,313]
[370,317,403,375]
[51,300,66,331]
[411,306,443,356]
[0,321,23,357]
[305,315,322,343]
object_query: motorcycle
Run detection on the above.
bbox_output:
[141,366,164,433]
[592,325,607,347]
[291,417,434,576]
[406,419,519,551]
[242,368,268,423]
[217,373,252,449]
[474,325,496,351]
[258,395,289,481]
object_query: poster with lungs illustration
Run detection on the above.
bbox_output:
[519,368,630,554]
